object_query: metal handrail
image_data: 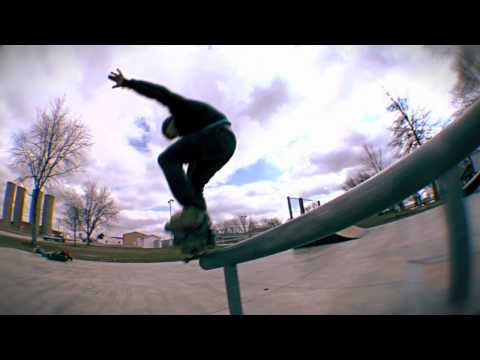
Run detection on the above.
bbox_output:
[200,99,480,271]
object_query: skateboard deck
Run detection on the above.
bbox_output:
[182,247,217,263]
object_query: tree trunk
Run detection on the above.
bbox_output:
[30,188,39,247]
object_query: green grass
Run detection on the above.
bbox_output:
[0,234,219,263]
[0,199,445,262]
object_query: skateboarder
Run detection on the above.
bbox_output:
[108,69,236,237]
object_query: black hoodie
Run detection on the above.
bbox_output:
[123,79,227,136]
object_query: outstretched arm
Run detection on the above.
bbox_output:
[108,69,185,109]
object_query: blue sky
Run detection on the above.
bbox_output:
[128,117,152,153]
[227,159,283,186]
[149,205,171,212]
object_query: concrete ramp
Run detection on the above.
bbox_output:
[296,225,368,248]
[336,225,369,239]
[464,171,480,196]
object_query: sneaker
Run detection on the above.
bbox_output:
[166,206,206,231]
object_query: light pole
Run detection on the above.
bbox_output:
[168,199,174,220]
[240,215,247,233]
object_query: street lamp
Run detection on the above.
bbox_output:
[168,199,175,220]
[239,215,247,233]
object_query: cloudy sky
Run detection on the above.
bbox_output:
[0,45,460,237]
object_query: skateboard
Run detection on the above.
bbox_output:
[166,216,217,263]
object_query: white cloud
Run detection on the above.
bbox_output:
[0,45,460,235]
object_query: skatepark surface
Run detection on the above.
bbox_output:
[1,193,480,315]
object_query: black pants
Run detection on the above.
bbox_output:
[158,126,236,211]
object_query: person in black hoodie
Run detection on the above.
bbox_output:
[108,69,236,233]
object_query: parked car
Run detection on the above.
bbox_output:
[43,233,65,242]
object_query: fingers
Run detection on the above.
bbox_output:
[108,69,124,88]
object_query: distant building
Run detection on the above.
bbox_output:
[160,238,174,248]
[137,235,161,248]
[122,232,173,248]
[96,235,123,246]
[123,231,145,247]
[1,181,55,235]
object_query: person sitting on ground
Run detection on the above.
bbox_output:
[34,248,73,262]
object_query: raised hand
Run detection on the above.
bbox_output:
[108,68,127,89]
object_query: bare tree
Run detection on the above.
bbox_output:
[213,218,242,234]
[67,207,81,245]
[213,216,281,234]
[258,218,281,229]
[360,144,387,174]
[343,143,390,192]
[247,217,258,233]
[342,170,373,191]
[10,98,92,246]
[342,143,405,211]
[424,45,480,117]
[385,91,440,201]
[452,45,480,116]
[61,189,83,246]
[386,94,437,156]
[77,182,119,245]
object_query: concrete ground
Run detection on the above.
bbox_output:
[1,193,480,315]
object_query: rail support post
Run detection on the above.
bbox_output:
[224,264,243,315]
[439,165,473,306]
